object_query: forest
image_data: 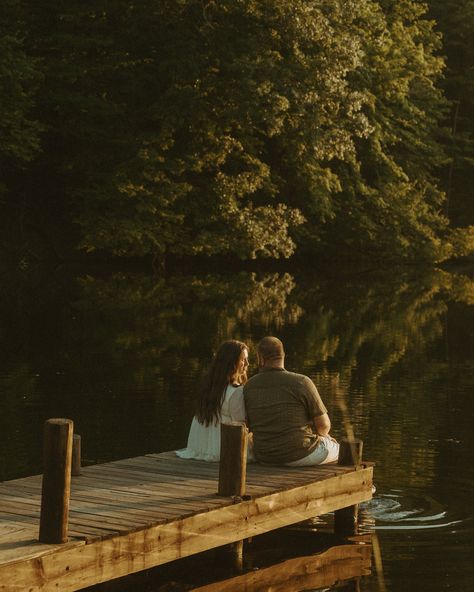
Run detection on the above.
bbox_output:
[1,0,474,265]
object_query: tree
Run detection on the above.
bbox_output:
[11,0,468,263]
[428,0,474,227]
[0,1,43,267]
[71,0,454,262]
[18,1,375,259]
[0,1,41,196]
[315,0,451,262]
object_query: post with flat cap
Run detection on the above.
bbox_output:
[334,438,364,536]
[39,418,74,543]
[218,422,248,497]
[217,422,248,571]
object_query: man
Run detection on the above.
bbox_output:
[244,336,339,465]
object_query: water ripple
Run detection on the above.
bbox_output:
[360,490,467,532]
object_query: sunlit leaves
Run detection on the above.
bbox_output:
[4,0,471,261]
[318,0,452,261]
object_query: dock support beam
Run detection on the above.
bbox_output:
[39,418,73,544]
[334,438,363,536]
[217,422,248,571]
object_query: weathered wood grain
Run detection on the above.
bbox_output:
[218,422,247,496]
[0,450,373,592]
[39,419,74,544]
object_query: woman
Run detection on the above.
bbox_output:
[176,340,251,461]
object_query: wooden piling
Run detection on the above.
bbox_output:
[338,439,363,467]
[217,422,248,571]
[218,422,248,497]
[72,434,81,476]
[39,418,74,544]
[334,438,363,536]
[218,539,244,573]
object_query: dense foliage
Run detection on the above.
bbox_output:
[0,2,40,161]
[428,0,474,226]
[1,0,473,263]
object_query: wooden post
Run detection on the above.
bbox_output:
[39,418,74,543]
[217,422,248,571]
[72,434,81,476]
[218,422,247,497]
[338,438,363,467]
[334,438,363,536]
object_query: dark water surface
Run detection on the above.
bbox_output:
[1,264,473,591]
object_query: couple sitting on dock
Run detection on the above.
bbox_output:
[176,336,339,466]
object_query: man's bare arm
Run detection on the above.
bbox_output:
[313,413,331,436]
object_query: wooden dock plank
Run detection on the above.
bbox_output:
[0,451,373,592]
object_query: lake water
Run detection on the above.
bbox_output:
[1,263,473,591]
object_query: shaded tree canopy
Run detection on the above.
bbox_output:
[428,0,474,226]
[0,1,41,188]
[1,0,473,263]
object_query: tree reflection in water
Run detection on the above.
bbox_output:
[0,267,473,487]
[1,266,474,591]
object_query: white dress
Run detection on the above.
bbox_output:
[176,384,247,462]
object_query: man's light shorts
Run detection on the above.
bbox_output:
[285,436,340,466]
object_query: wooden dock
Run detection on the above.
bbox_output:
[0,450,373,592]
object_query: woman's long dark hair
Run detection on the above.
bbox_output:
[196,340,248,427]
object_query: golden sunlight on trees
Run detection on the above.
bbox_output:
[1,0,473,263]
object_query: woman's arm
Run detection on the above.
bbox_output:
[228,386,246,422]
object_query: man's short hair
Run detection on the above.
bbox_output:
[258,336,284,361]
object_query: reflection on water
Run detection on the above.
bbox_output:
[1,265,474,591]
[191,540,372,592]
